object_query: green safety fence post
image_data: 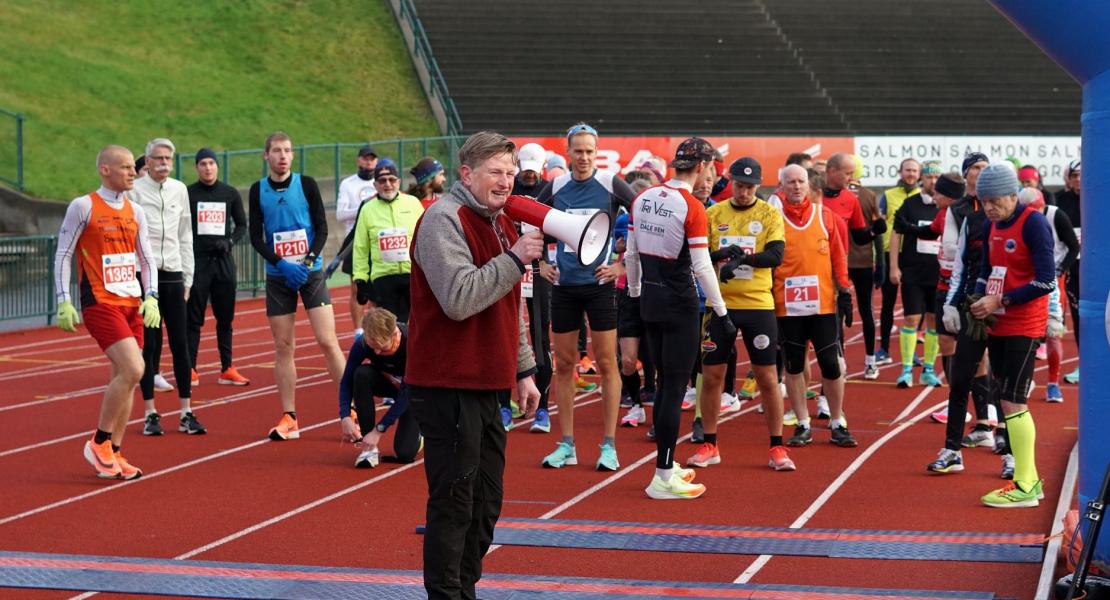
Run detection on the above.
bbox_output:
[334,143,341,202]
[46,236,56,324]
[16,113,24,191]
[222,150,230,184]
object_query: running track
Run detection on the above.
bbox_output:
[0,290,1078,599]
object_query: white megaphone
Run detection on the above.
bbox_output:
[504,195,612,266]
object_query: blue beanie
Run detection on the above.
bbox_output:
[613,213,629,240]
[976,163,1020,199]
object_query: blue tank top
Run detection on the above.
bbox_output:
[551,170,615,286]
[259,173,322,275]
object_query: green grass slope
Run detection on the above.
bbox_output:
[0,0,438,201]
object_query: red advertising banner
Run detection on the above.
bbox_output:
[512,136,855,186]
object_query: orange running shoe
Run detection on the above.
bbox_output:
[686,442,721,468]
[768,445,797,471]
[114,451,143,480]
[83,438,120,479]
[577,355,597,375]
[268,414,300,441]
[190,368,200,386]
[218,366,250,386]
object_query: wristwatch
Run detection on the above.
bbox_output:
[1000,294,1012,307]
[375,423,387,433]
[302,252,317,267]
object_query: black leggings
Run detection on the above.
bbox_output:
[779,314,842,380]
[849,267,876,356]
[880,262,899,352]
[525,276,551,411]
[987,335,1039,405]
[645,312,700,469]
[373,273,411,323]
[1066,264,1080,349]
[353,365,421,462]
[186,253,237,371]
[944,331,998,451]
[141,271,191,401]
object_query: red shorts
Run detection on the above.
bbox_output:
[83,303,143,352]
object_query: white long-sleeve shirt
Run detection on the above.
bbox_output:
[128,174,195,287]
[336,173,377,235]
[54,186,158,304]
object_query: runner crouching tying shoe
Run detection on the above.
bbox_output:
[970,164,1055,508]
[686,157,795,472]
[775,165,858,449]
[55,145,159,480]
[625,137,734,499]
[337,308,421,468]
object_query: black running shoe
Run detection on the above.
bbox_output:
[787,424,812,447]
[831,426,858,448]
[690,417,704,444]
[179,412,207,435]
[143,413,163,436]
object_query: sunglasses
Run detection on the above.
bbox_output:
[566,123,598,139]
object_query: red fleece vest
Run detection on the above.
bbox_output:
[406,205,522,390]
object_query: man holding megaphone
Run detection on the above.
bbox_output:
[405,131,541,599]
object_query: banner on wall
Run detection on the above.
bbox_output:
[511,135,1081,187]
[512,136,854,186]
[854,136,1081,187]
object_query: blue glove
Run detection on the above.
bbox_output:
[275,259,309,290]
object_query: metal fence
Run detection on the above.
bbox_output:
[172,136,466,208]
[0,235,269,324]
[0,108,25,191]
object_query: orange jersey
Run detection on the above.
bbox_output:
[774,204,849,317]
[78,192,143,307]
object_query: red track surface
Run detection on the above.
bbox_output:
[0,290,1077,600]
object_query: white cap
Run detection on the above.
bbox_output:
[518,143,546,174]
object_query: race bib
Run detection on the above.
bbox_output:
[561,208,600,254]
[720,235,756,280]
[273,228,308,263]
[987,265,1007,315]
[785,275,820,316]
[102,252,141,297]
[196,202,226,236]
[377,227,410,263]
[522,264,534,298]
[916,220,940,255]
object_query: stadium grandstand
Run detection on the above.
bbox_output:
[415,0,1080,134]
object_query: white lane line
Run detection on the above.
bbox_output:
[734,392,945,583]
[1034,442,1079,600]
[0,372,331,459]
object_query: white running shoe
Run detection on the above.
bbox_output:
[153,373,174,393]
[681,387,697,410]
[645,471,706,499]
[719,393,743,415]
[355,447,380,468]
[863,364,880,380]
[621,405,647,427]
[815,396,831,420]
[783,410,798,426]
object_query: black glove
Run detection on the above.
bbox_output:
[871,218,887,236]
[837,289,854,328]
[961,293,998,342]
[710,245,745,263]
[873,260,885,289]
[706,312,737,351]
[355,279,373,306]
[719,251,753,283]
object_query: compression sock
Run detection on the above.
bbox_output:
[1047,337,1062,383]
[900,326,917,367]
[1005,409,1039,490]
[694,374,703,419]
[94,429,111,444]
[924,329,939,367]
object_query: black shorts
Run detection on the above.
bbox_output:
[265,269,332,316]
[551,283,617,333]
[702,309,777,367]
[900,281,936,316]
[778,313,841,379]
[934,288,956,337]
[617,289,644,339]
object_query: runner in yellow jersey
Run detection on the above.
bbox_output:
[685,158,795,471]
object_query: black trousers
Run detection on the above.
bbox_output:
[526,275,552,411]
[373,273,411,323]
[1066,262,1080,349]
[352,365,421,462]
[879,262,899,352]
[410,386,507,600]
[644,311,700,470]
[849,267,876,356]
[141,271,191,400]
[944,330,998,451]
[186,253,237,371]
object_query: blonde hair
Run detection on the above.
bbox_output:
[361,308,397,346]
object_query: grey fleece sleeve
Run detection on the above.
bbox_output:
[413,206,526,322]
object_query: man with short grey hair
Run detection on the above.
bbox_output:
[129,138,205,435]
[406,130,541,599]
